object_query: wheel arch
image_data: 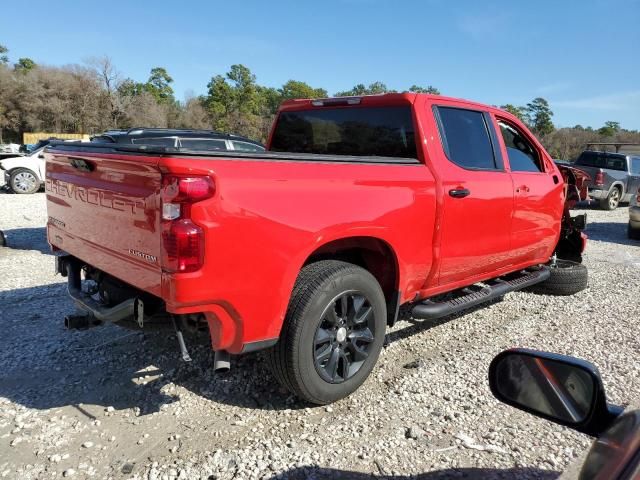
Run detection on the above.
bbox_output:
[302,236,401,326]
[609,182,624,196]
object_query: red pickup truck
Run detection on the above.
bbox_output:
[46,93,588,404]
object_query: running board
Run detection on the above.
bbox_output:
[411,267,550,320]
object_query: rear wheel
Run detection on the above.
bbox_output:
[629,222,640,240]
[528,259,588,296]
[266,260,387,404]
[599,187,620,210]
[9,168,40,194]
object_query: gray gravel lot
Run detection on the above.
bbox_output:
[0,191,639,480]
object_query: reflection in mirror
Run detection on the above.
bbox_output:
[494,353,596,424]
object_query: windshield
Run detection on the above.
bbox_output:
[29,147,45,157]
[271,106,417,158]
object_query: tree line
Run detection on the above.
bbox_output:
[0,43,638,160]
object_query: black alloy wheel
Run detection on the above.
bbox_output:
[313,291,376,383]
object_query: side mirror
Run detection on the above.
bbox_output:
[38,153,45,159]
[489,349,621,437]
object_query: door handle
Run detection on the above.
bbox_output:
[449,188,470,198]
[516,185,530,193]
[69,157,94,172]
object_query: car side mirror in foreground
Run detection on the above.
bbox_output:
[38,153,45,159]
[489,349,622,437]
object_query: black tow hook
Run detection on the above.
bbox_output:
[64,313,103,330]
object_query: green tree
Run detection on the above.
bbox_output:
[205,74,234,131]
[525,97,554,135]
[117,78,144,97]
[13,58,36,73]
[598,121,620,136]
[500,104,527,123]
[204,64,264,136]
[144,67,174,103]
[279,80,327,100]
[408,85,440,95]
[0,44,8,64]
[257,85,282,115]
[335,81,391,96]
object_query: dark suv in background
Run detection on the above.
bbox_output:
[574,150,640,210]
[91,128,265,152]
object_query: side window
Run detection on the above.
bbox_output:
[629,157,640,174]
[498,121,543,173]
[179,138,228,151]
[436,107,497,170]
[231,140,264,152]
[131,137,177,147]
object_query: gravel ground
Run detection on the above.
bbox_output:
[0,191,639,480]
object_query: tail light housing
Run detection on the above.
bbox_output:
[636,187,640,203]
[594,170,604,186]
[161,176,215,273]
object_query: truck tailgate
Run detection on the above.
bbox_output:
[46,151,163,295]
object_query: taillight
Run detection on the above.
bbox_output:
[161,176,215,273]
[594,170,604,186]
[636,187,640,203]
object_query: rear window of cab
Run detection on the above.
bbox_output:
[270,106,417,158]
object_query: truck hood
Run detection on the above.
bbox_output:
[0,156,31,171]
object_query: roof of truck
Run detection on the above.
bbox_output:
[277,92,517,120]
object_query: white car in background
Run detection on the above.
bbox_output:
[0,146,47,194]
[0,138,90,194]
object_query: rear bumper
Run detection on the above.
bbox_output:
[57,256,143,324]
[588,188,607,199]
[56,254,278,354]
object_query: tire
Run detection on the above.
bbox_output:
[266,260,387,404]
[599,187,621,210]
[629,222,640,240]
[0,230,5,247]
[9,168,40,194]
[529,260,588,296]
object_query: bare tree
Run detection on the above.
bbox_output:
[86,56,123,128]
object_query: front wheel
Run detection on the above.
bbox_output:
[9,168,40,194]
[266,260,387,404]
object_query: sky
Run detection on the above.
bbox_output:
[3,0,640,129]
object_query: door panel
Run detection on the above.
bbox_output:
[432,106,514,287]
[510,172,563,262]
[495,118,563,264]
[439,172,514,285]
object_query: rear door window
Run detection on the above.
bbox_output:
[179,138,228,151]
[498,121,543,172]
[435,107,497,170]
[270,106,417,158]
[131,137,177,147]
[631,157,640,174]
[231,140,265,152]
